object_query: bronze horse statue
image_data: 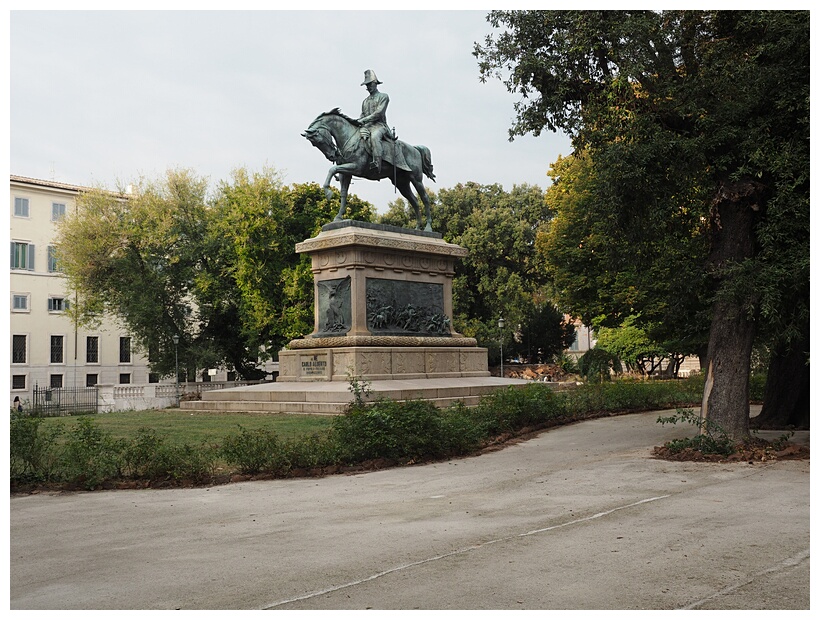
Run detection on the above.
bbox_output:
[302,109,436,231]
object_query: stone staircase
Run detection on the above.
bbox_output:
[180,377,544,415]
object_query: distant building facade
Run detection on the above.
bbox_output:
[565,317,596,359]
[9,175,153,406]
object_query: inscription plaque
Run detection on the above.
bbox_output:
[301,354,329,377]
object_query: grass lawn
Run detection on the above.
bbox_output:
[37,408,335,446]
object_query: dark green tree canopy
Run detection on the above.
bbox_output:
[476,10,809,436]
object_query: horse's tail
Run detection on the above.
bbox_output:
[414,145,436,182]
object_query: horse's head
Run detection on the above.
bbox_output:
[302,109,350,163]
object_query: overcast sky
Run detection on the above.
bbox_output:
[10,10,573,211]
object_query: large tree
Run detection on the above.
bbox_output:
[58,169,215,380]
[538,151,711,371]
[476,10,809,437]
[57,167,373,380]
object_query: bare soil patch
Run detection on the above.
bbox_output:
[652,437,809,463]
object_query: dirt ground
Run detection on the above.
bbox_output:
[652,437,810,463]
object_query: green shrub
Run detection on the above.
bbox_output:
[162,442,219,481]
[10,411,64,484]
[749,373,766,402]
[560,376,703,417]
[657,408,734,456]
[472,383,568,434]
[124,428,217,482]
[331,399,485,463]
[220,426,291,474]
[61,417,127,489]
[439,403,487,454]
[577,348,623,383]
[554,352,579,374]
[283,433,339,470]
[332,400,436,462]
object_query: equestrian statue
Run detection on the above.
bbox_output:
[302,70,436,232]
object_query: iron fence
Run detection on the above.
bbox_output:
[31,384,99,417]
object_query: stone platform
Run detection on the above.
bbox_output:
[179,377,533,415]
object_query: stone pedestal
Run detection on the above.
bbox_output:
[277,220,490,382]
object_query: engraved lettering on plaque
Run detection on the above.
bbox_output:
[301,354,328,377]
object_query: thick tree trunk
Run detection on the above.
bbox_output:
[700,299,756,440]
[752,331,810,430]
[700,180,762,441]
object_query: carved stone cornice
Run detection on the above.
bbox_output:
[287,335,478,349]
[296,225,468,258]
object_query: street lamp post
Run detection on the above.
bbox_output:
[172,334,180,407]
[498,315,505,378]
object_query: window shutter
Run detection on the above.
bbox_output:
[28,244,35,271]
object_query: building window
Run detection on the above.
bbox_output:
[52,202,66,221]
[119,337,131,363]
[12,335,27,364]
[12,375,27,390]
[11,242,35,270]
[50,374,64,389]
[12,294,29,312]
[48,297,69,312]
[148,373,159,384]
[119,373,131,384]
[50,335,64,364]
[86,336,99,363]
[47,246,63,272]
[86,374,98,387]
[14,197,29,217]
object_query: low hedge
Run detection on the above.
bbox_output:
[11,377,705,490]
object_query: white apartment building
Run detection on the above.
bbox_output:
[10,175,153,406]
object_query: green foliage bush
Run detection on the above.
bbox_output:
[577,348,623,383]
[124,428,217,482]
[10,411,64,484]
[331,399,483,463]
[282,433,339,470]
[220,426,291,475]
[749,373,766,402]
[657,408,735,456]
[559,376,703,418]
[471,384,567,434]
[61,417,127,490]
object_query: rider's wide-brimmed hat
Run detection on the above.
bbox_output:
[361,69,382,85]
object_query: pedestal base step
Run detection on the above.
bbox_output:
[180,377,539,415]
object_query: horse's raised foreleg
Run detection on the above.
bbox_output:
[323,164,358,221]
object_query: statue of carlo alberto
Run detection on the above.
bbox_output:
[358,69,392,173]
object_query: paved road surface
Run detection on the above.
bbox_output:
[10,408,810,610]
